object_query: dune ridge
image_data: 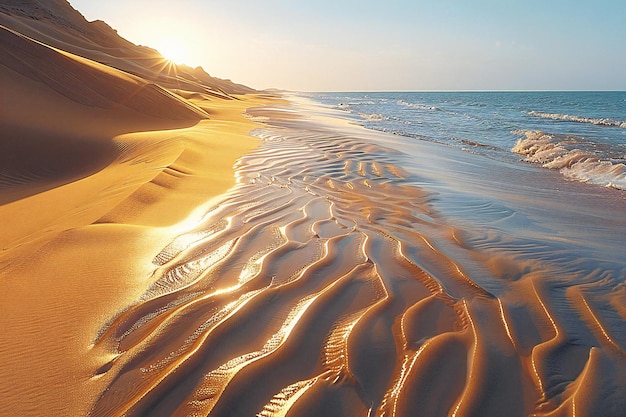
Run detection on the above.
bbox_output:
[0,15,214,207]
[0,25,210,119]
[0,0,254,97]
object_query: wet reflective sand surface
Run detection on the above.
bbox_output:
[92,102,626,417]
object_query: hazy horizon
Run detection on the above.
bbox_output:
[70,0,626,92]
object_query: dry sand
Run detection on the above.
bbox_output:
[0,2,267,414]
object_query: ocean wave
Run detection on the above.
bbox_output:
[357,112,411,124]
[337,101,377,107]
[452,137,502,151]
[334,102,378,113]
[397,100,440,111]
[527,111,626,128]
[358,112,389,122]
[512,130,626,190]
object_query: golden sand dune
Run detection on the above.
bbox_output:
[0,1,263,415]
[0,25,210,119]
[0,0,253,97]
[0,18,213,206]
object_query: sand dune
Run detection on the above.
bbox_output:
[0,25,209,119]
[0,0,253,97]
[0,1,265,415]
[0,21,212,206]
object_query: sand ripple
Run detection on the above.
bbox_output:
[91,113,626,417]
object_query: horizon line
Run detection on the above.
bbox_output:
[286,89,626,94]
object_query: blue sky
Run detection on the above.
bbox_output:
[70,0,626,91]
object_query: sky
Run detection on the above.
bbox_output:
[69,0,626,91]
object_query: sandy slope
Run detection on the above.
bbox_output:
[0,105,262,415]
[0,2,267,415]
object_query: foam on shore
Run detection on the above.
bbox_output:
[512,130,626,190]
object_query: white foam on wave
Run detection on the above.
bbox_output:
[397,100,439,111]
[357,112,411,125]
[359,112,388,122]
[527,111,626,128]
[337,101,377,108]
[332,101,411,125]
[512,130,626,190]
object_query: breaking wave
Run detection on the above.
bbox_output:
[397,100,440,111]
[527,111,626,128]
[512,130,626,190]
[358,112,389,122]
[336,101,377,109]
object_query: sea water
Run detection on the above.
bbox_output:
[300,90,626,285]
[305,91,626,190]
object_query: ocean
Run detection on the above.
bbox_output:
[305,91,626,190]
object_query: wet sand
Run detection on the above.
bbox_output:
[88,101,625,417]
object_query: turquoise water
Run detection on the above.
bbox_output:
[305,91,626,189]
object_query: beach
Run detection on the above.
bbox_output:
[1,1,625,417]
[86,97,625,417]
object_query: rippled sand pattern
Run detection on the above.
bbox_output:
[91,116,626,417]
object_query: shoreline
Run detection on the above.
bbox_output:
[86,96,625,416]
[1,1,624,415]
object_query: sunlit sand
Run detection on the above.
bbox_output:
[0,2,262,414]
[1,1,624,417]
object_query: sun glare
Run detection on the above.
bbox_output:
[154,38,191,65]
[134,16,201,67]
[155,39,191,65]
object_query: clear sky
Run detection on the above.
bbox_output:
[69,0,626,91]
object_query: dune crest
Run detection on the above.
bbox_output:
[0,0,254,97]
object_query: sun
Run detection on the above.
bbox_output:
[154,37,191,65]
[135,17,202,67]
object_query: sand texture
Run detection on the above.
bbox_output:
[0,1,263,415]
[86,105,626,417]
[1,1,625,417]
